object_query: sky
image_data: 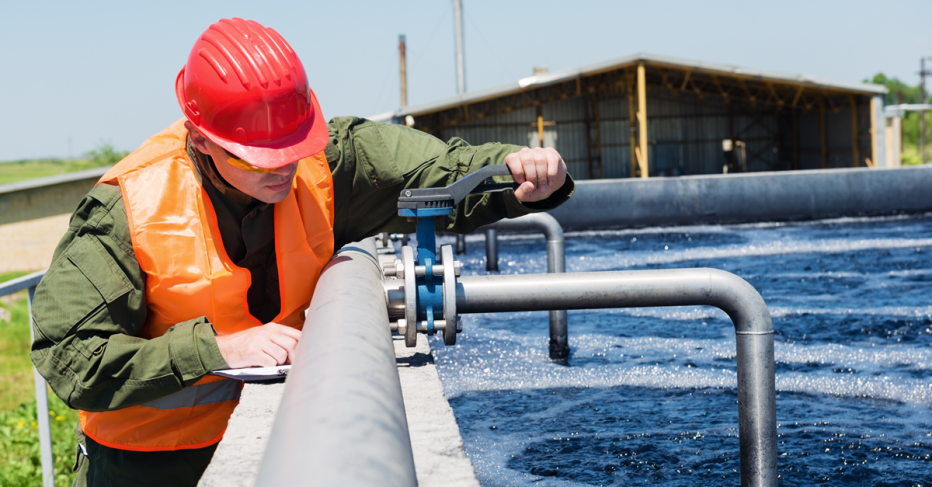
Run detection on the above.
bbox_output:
[1,0,930,161]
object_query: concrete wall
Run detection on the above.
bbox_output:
[549,166,932,230]
[0,167,109,226]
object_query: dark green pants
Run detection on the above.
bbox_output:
[72,426,218,487]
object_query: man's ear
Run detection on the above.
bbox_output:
[184,121,211,153]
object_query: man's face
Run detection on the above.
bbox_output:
[185,122,298,204]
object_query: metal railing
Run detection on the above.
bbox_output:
[479,213,569,360]
[256,239,417,486]
[0,270,53,487]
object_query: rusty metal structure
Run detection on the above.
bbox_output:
[375,54,887,179]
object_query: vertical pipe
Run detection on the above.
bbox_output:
[455,234,466,255]
[399,34,407,108]
[480,214,568,360]
[546,235,568,361]
[28,286,54,487]
[850,95,859,167]
[637,62,649,178]
[820,98,827,169]
[485,228,498,272]
[453,0,466,95]
[736,332,777,486]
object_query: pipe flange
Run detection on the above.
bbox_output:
[402,245,418,347]
[441,245,458,345]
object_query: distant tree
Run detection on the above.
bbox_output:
[866,73,922,105]
[85,141,129,167]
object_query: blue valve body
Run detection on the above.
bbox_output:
[405,208,452,333]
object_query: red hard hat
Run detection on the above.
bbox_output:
[175,18,328,169]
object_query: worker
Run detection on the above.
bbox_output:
[30,18,572,487]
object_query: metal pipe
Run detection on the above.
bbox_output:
[257,239,416,487]
[28,285,54,487]
[484,228,498,271]
[547,166,932,231]
[480,213,568,360]
[455,234,466,254]
[449,268,776,487]
[0,271,53,487]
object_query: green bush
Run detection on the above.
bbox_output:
[84,141,129,167]
[0,392,79,487]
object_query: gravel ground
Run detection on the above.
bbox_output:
[0,214,70,273]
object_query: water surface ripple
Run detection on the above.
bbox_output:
[430,215,932,486]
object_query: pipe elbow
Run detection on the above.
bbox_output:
[532,212,564,242]
[706,269,772,334]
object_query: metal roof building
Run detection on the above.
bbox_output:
[373,53,888,179]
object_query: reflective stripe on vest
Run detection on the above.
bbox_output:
[80,119,335,451]
[141,379,242,410]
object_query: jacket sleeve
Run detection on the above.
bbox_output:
[325,117,575,249]
[29,184,228,412]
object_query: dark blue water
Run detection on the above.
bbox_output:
[430,215,932,486]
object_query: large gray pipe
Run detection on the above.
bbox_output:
[257,239,416,487]
[549,166,932,230]
[480,213,568,360]
[451,268,776,487]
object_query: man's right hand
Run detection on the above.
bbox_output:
[215,323,301,368]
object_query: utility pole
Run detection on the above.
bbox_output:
[920,57,932,164]
[399,35,407,108]
[453,0,466,95]
[453,0,467,254]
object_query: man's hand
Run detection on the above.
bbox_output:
[505,147,568,203]
[215,323,301,368]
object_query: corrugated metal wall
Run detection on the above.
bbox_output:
[441,89,871,180]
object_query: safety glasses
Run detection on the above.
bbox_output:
[226,155,279,174]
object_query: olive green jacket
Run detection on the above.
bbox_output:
[30,117,574,413]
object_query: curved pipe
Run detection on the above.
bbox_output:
[449,268,776,487]
[257,239,417,487]
[479,213,569,360]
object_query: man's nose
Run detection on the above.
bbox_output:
[273,163,298,175]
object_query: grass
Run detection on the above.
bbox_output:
[0,271,79,487]
[0,158,102,186]
[900,144,928,166]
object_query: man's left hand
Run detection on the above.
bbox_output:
[505,147,568,203]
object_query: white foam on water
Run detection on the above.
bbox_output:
[568,237,932,272]
[436,328,932,405]
[770,305,932,318]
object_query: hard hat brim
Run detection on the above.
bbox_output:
[176,69,330,169]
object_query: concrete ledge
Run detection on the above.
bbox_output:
[198,382,285,487]
[550,166,932,230]
[0,167,110,225]
[395,334,480,487]
[198,335,479,487]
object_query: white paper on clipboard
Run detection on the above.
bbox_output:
[209,365,291,382]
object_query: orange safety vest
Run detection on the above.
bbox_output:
[81,119,334,451]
